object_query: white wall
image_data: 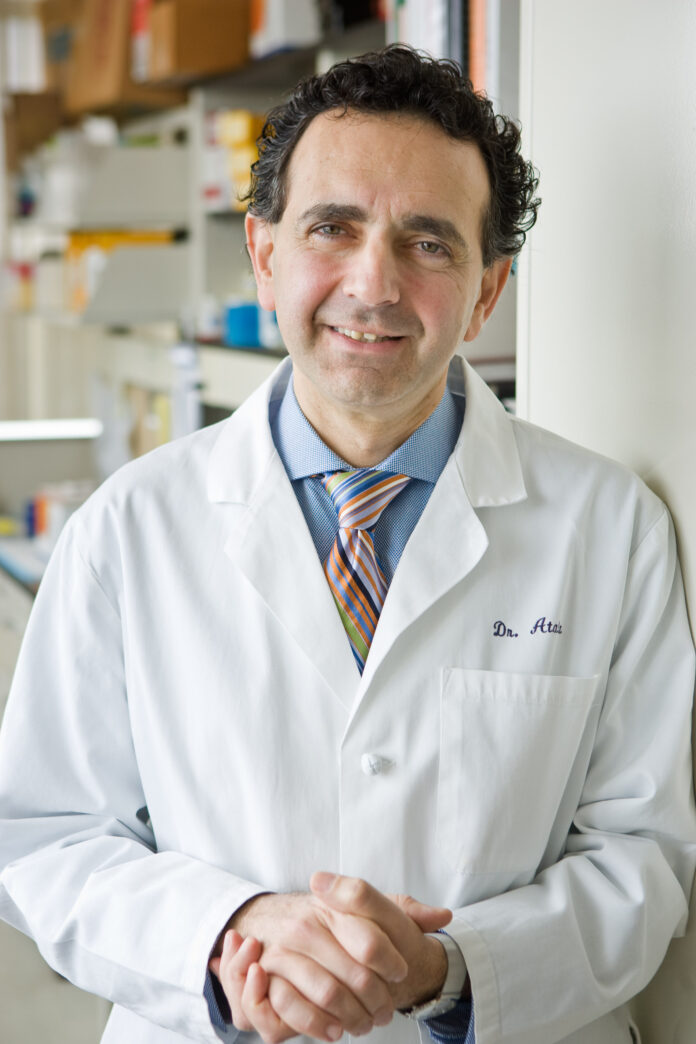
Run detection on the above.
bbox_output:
[517,2,696,1040]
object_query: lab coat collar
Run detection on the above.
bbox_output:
[207,355,526,509]
[208,358,360,709]
[207,357,293,506]
[358,357,527,691]
[449,353,527,508]
[207,355,527,705]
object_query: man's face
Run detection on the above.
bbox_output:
[246,110,510,427]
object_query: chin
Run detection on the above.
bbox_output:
[328,378,407,411]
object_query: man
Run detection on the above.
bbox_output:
[0,45,694,1044]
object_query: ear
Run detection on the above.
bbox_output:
[463,257,513,342]
[245,213,276,312]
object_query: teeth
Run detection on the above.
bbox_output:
[334,327,389,343]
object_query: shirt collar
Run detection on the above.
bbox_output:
[272,374,463,483]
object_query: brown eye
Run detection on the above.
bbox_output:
[418,240,444,254]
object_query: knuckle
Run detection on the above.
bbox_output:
[316,978,341,1010]
[303,1009,332,1039]
[348,877,370,904]
[268,978,293,1016]
[356,934,381,966]
[293,913,316,947]
[351,966,375,996]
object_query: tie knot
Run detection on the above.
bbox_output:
[322,469,411,531]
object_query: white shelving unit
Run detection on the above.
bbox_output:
[199,345,281,410]
[74,145,190,228]
[83,243,193,326]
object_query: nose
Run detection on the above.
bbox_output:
[341,235,401,307]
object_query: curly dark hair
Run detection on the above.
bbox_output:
[244,44,540,267]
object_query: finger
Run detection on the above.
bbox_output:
[225,931,262,979]
[312,873,451,949]
[315,908,408,985]
[259,948,381,1035]
[241,963,296,1043]
[311,875,414,979]
[209,928,243,979]
[282,916,398,1014]
[267,972,345,1042]
[388,893,453,933]
[219,933,263,1033]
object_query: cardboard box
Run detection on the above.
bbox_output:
[65,0,185,116]
[3,92,63,170]
[147,0,250,83]
[250,0,320,59]
[3,107,18,172]
[40,0,84,93]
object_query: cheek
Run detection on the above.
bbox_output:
[275,254,341,322]
[408,278,472,343]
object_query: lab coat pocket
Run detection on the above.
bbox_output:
[437,668,599,874]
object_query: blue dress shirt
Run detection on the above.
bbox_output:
[269,377,464,583]
[206,373,474,1043]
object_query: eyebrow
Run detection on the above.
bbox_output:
[401,215,469,255]
[298,203,367,226]
[297,203,470,255]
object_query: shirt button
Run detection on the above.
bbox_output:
[361,753,391,776]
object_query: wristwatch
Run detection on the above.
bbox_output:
[401,931,468,1021]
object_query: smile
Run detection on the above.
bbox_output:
[332,327,400,343]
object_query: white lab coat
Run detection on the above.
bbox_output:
[0,357,694,1044]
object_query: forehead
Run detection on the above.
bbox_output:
[283,109,490,234]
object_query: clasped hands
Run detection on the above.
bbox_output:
[209,871,452,1042]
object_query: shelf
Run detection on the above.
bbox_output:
[83,244,192,325]
[198,344,281,409]
[201,19,386,94]
[0,539,50,591]
[37,143,191,231]
[0,419,103,442]
[0,554,36,615]
[94,333,189,393]
[196,340,286,358]
[76,145,191,229]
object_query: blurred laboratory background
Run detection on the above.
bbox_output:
[1,1,695,1041]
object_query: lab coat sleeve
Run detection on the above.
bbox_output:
[0,517,263,1043]
[445,508,696,1044]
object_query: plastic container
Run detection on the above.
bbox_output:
[224,300,259,347]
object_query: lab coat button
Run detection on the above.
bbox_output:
[361,753,391,776]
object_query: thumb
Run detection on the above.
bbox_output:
[389,893,452,933]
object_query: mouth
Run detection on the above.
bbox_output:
[330,326,403,344]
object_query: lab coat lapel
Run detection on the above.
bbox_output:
[208,360,359,709]
[360,359,528,689]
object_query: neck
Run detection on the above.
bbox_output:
[293,377,447,468]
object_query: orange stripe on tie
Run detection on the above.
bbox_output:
[321,469,410,672]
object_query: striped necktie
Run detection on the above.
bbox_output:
[322,469,411,672]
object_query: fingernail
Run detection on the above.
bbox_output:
[327,1024,342,1041]
[374,1008,393,1026]
[312,871,337,892]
